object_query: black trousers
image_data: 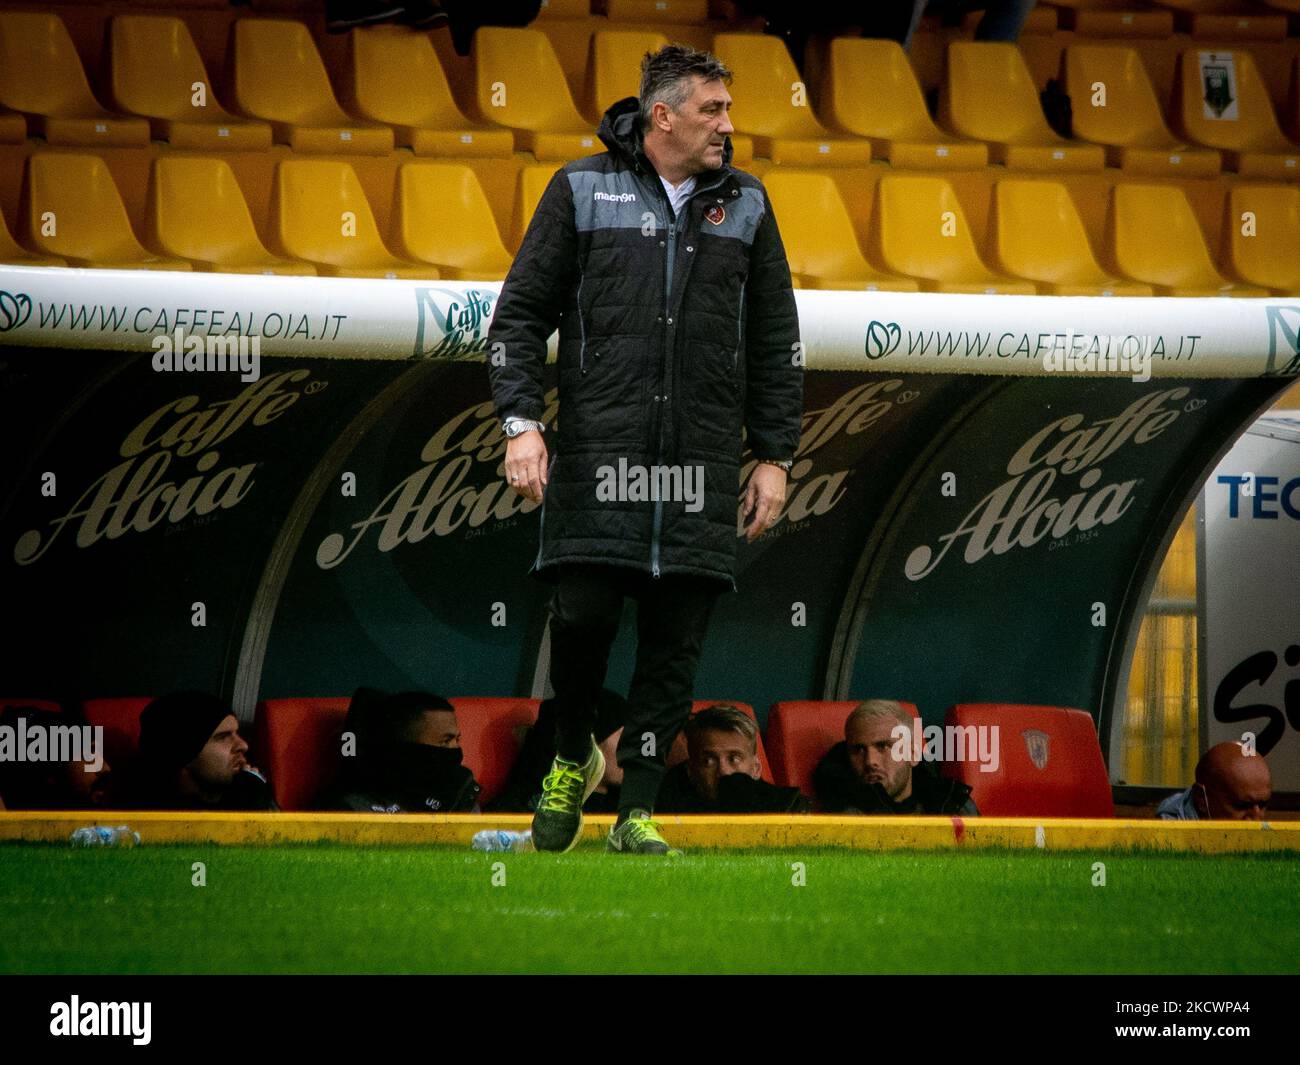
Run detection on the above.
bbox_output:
[546,563,723,815]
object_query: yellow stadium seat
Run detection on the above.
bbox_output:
[1177,49,1300,179]
[1224,184,1300,294]
[586,30,669,122]
[23,153,190,270]
[473,28,600,160]
[1065,45,1220,177]
[959,6,1057,33]
[991,180,1151,296]
[821,38,987,169]
[0,108,24,143]
[1158,0,1255,9]
[764,170,917,291]
[940,42,1105,171]
[1190,14,1287,40]
[347,26,513,158]
[110,15,272,151]
[869,173,1037,294]
[0,210,64,266]
[393,163,514,280]
[537,0,591,15]
[605,1,707,21]
[0,12,149,147]
[510,163,563,251]
[232,19,394,154]
[1072,11,1175,38]
[712,34,872,165]
[1108,183,1268,296]
[271,159,431,279]
[148,157,314,275]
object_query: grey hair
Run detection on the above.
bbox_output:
[638,44,732,134]
[846,699,912,737]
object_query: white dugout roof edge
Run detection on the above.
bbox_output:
[0,266,1297,379]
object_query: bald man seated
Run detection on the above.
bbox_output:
[1156,742,1272,821]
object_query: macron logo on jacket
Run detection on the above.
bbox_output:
[594,191,636,202]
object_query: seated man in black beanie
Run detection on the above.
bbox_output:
[128,692,276,811]
[0,704,114,809]
[488,688,626,814]
[656,705,810,814]
[328,688,481,813]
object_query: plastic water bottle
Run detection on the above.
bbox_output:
[471,829,532,853]
[70,826,140,848]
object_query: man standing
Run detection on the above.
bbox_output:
[487,45,802,855]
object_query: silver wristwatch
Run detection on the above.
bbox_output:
[502,417,545,438]
[759,458,793,473]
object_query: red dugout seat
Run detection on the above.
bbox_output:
[80,696,152,770]
[664,701,774,784]
[448,697,540,807]
[0,698,63,714]
[939,703,1113,818]
[256,696,541,811]
[253,697,350,812]
[765,700,920,809]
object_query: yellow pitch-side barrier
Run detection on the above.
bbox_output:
[2,811,1299,853]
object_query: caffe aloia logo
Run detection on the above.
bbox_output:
[413,287,496,360]
[865,320,902,360]
[13,370,312,565]
[0,290,33,332]
[315,378,916,567]
[904,388,1189,581]
[315,391,557,569]
[1264,305,1300,376]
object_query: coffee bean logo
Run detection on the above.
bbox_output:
[0,291,33,332]
[864,320,901,360]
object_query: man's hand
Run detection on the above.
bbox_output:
[504,431,549,503]
[742,462,787,542]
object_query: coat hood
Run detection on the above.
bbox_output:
[597,95,735,176]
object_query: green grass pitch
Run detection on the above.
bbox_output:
[2,844,1297,974]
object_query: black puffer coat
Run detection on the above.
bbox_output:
[487,96,803,591]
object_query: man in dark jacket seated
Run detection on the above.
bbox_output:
[814,700,978,815]
[656,704,809,814]
[0,704,115,809]
[127,692,277,811]
[329,688,481,813]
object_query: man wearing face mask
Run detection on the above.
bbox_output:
[656,704,808,813]
[329,688,481,813]
[1157,741,1271,821]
